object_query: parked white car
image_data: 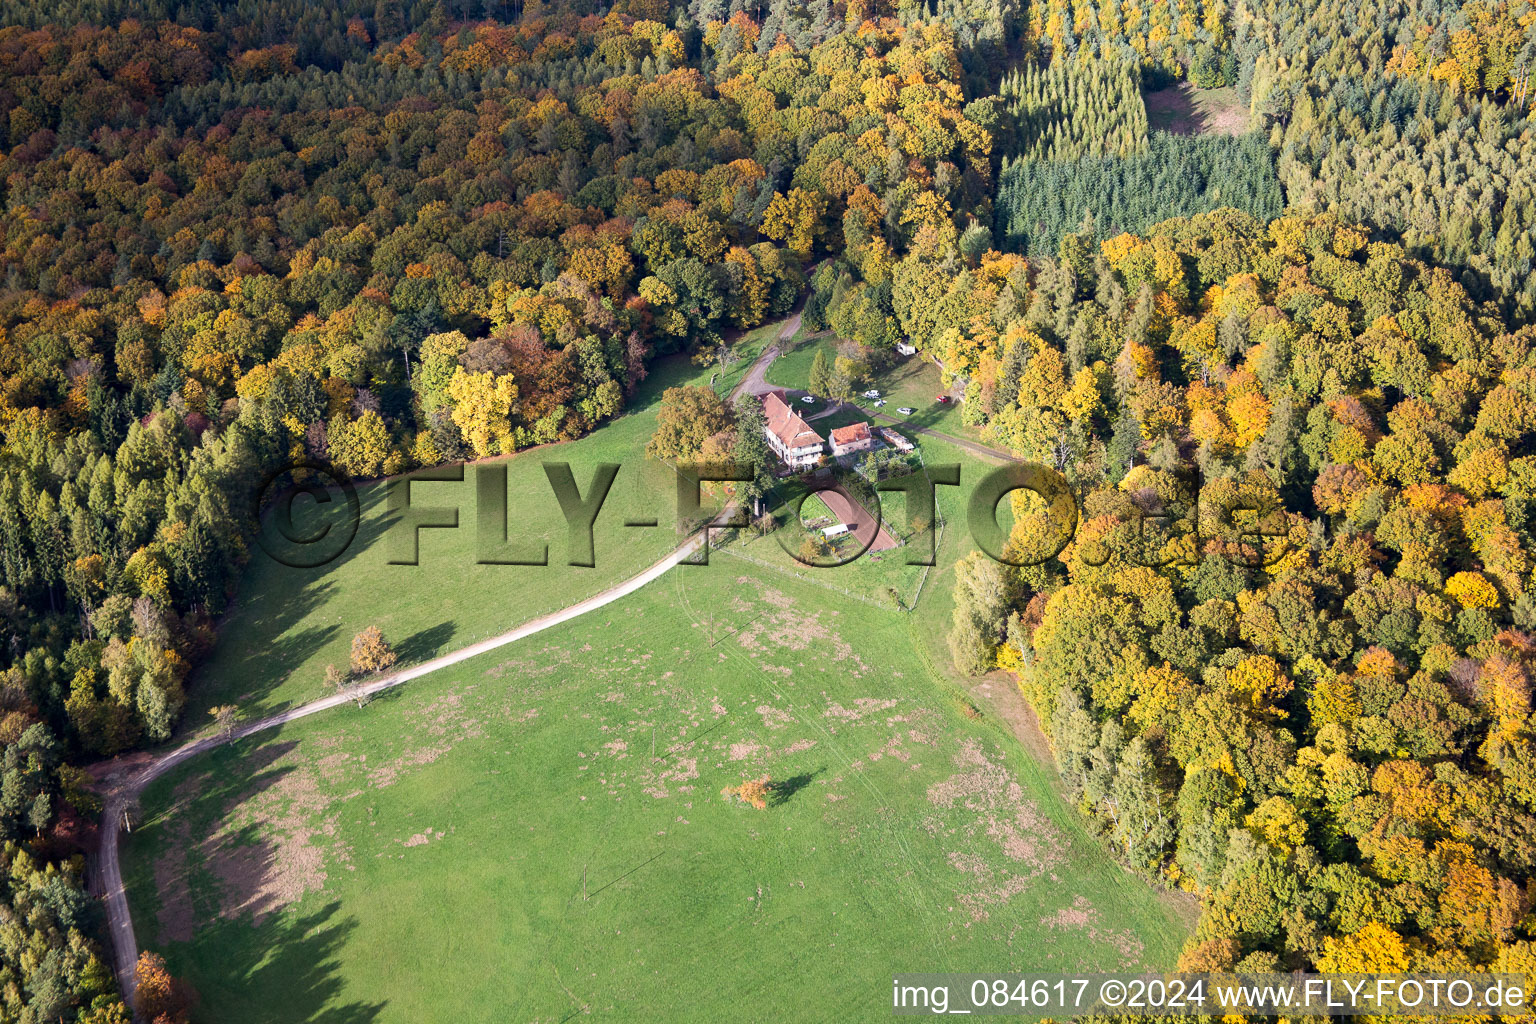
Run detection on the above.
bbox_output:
[800,395,815,404]
[896,406,915,415]
[862,389,880,399]
[873,399,887,407]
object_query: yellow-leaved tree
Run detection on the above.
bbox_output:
[761,188,827,258]
[448,367,519,457]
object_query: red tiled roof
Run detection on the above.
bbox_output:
[829,422,872,445]
[763,392,823,450]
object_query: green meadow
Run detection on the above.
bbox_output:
[131,315,1188,1023]
[126,567,1188,1023]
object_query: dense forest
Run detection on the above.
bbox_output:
[950,209,1536,975]
[0,0,1530,1015]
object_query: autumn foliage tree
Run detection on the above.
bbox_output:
[349,627,398,677]
[134,951,189,1024]
[646,386,733,461]
[722,776,772,810]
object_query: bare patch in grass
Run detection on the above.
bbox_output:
[730,576,870,675]
[400,829,446,848]
[825,698,900,722]
[642,756,699,799]
[1041,895,1147,967]
[929,739,1068,922]
[756,704,795,729]
[369,745,451,788]
[209,765,340,924]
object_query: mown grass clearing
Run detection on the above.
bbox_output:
[1144,83,1249,135]
[125,565,1188,1024]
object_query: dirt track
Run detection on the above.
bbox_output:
[730,310,802,401]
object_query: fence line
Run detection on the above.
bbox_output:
[906,511,947,612]
[899,453,953,613]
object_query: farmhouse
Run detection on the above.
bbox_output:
[762,390,825,469]
[829,421,874,457]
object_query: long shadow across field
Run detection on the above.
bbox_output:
[228,903,384,1024]
[135,736,387,1022]
[185,351,711,724]
[396,621,458,665]
[192,492,399,715]
[768,769,822,806]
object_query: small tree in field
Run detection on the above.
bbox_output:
[327,663,368,709]
[722,776,772,809]
[752,510,778,539]
[208,705,239,740]
[350,626,397,677]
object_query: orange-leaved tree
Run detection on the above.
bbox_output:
[722,776,772,810]
[350,626,398,677]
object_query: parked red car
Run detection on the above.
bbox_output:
[935,395,951,404]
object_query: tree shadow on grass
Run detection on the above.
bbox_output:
[1144,83,1201,134]
[134,736,316,942]
[768,768,823,807]
[185,902,384,1024]
[180,580,339,727]
[181,484,401,727]
[136,738,385,1023]
[395,621,458,664]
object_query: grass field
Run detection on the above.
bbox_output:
[763,331,832,394]
[130,314,1188,1022]
[184,328,775,732]
[714,318,785,395]
[1144,82,1249,135]
[765,334,979,440]
[125,565,1189,1023]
